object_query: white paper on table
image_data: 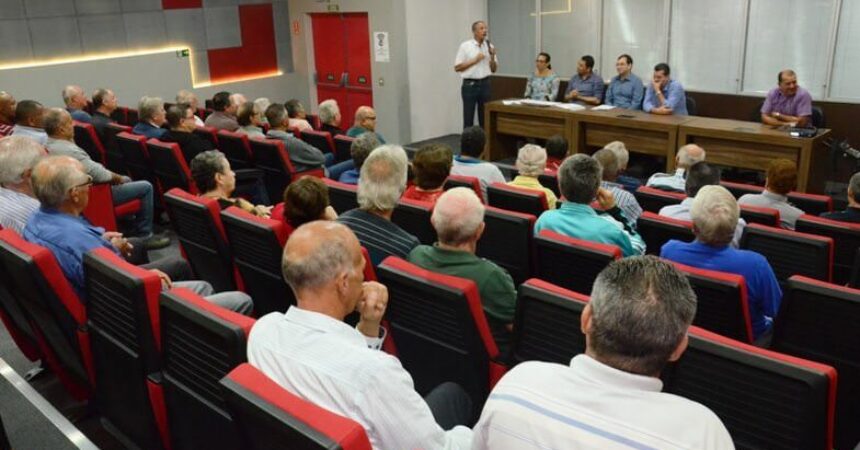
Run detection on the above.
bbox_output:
[502,100,522,106]
[591,104,616,110]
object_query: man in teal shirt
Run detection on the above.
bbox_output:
[535,154,645,257]
[407,187,516,354]
[346,106,386,144]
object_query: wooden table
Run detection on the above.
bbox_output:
[678,117,830,193]
[484,100,831,192]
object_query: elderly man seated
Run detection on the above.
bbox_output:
[508,144,558,210]
[161,103,214,163]
[535,154,645,257]
[337,131,379,185]
[248,221,473,449]
[738,158,804,230]
[62,85,92,123]
[346,106,386,143]
[408,188,517,353]
[338,145,420,265]
[593,148,642,222]
[204,91,243,131]
[450,126,505,201]
[604,140,641,193]
[0,91,16,137]
[11,100,47,145]
[472,256,732,449]
[822,172,860,223]
[646,144,705,192]
[0,136,46,233]
[318,99,344,136]
[661,185,781,339]
[176,89,204,127]
[44,108,169,249]
[659,162,746,247]
[131,96,168,139]
[22,156,253,314]
[90,88,118,139]
[265,103,333,170]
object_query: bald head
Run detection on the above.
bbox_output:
[676,144,705,169]
[432,188,485,247]
[354,106,377,131]
[282,221,363,294]
[43,108,73,140]
[0,92,16,123]
[30,155,87,209]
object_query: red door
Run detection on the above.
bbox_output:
[311,13,373,125]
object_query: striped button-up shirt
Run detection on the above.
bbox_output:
[0,187,39,234]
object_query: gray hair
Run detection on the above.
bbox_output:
[43,108,70,136]
[319,99,340,125]
[176,89,197,105]
[0,136,45,185]
[603,141,629,169]
[357,145,408,212]
[254,97,271,115]
[850,172,860,202]
[589,255,697,376]
[690,185,738,246]
[515,144,547,177]
[281,222,356,291]
[558,153,602,204]
[30,156,87,208]
[677,144,706,168]
[592,148,618,180]
[432,188,485,246]
[138,96,163,121]
[61,85,82,106]
[351,132,380,170]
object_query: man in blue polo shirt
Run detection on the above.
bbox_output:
[564,55,604,106]
[605,54,644,110]
[643,63,688,116]
[661,185,781,339]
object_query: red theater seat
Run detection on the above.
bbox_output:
[248,138,325,203]
[217,130,254,170]
[634,186,685,212]
[73,121,107,164]
[81,183,142,232]
[147,139,198,195]
[300,129,336,155]
[477,206,535,284]
[444,175,484,203]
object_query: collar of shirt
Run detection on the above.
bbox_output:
[559,201,599,216]
[455,155,481,164]
[511,175,543,188]
[426,244,480,263]
[674,168,685,178]
[680,197,694,207]
[660,79,676,95]
[572,354,663,392]
[267,129,295,139]
[283,306,384,349]
[602,180,624,190]
[14,125,45,134]
[762,189,788,203]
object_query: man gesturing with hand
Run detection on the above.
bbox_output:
[248,221,475,450]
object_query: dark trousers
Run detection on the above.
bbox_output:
[462,78,491,129]
[423,382,474,430]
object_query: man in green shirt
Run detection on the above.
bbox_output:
[346,106,386,144]
[407,187,517,355]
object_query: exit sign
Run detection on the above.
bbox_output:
[327,4,340,12]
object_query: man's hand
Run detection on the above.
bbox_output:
[596,187,617,210]
[565,89,579,101]
[652,80,663,93]
[323,205,338,221]
[474,52,486,63]
[150,269,172,289]
[356,281,388,338]
[103,231,133,257]
[488,44,496,57]
[253,205,273,218]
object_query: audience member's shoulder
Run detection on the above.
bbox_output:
[497,360,568,387]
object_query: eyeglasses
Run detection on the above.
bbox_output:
[536,59,547,63]
[70,175,93,191]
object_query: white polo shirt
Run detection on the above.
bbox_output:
[455,38,496,80]
[472,354,734,450]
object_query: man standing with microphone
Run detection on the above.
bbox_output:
[455,21,497,129]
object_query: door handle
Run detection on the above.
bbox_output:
[341,72,349,87]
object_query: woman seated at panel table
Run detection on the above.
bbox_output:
[524,52,560,102]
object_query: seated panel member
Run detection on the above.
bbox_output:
[563,55,604,106]
[472,256,733,450]
[248,221,474,449]
[605,54,645,110]
[760,69,813,128]
[662,185,781,339]
[643,63,688,115]
[524,52,560,101]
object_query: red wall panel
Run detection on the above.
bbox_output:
[161,0,202,9]
[207,4,278,83]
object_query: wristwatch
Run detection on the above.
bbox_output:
[775,112,781,118]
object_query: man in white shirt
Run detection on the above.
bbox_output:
[647,144,705,192]
[248,221,474,450]
[0,136,46,233]
[454,20,497,129]
[472,256,734,450]
[451,126,505,201]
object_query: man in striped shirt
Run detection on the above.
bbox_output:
[338,144,420,266]
[0,136,46,233]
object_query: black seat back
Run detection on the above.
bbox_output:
[73,121,106,164]
[477,207,534,284]
[740,223,832,283]
[674,263,753,343]
[102,123,132,174]
[322,178,359,214]
[217,130,254,170]
[248,138,295,203]
[511,279,588,365]
[739,204,780,227]
[534,230,621,295]
[147,139,197,194]
[391,198,436,245]
[796,215,860,285]
[634,186,685,212]
[117,132,155,186]
[487,183,548,216]
[637,211,694,255]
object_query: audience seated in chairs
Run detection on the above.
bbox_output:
[285,99,313,132]
[175,89,204,127]
[604,140,641,193]
[473,256,732,449]
[544,134,567,172]
[593,147,643,222]
[22,155,252,313]
[403,143,453,205]
[508,144,558,210]
[204,91,243,132]
[0,136,46,233]
[44,108,169,249]
[450,126,505,201]
[161,103,214,163]
[337,145,420,266]
[646,144,705,192]
[62,85,92,123]
[265,103,333,171]
[0,91,15,137]
[408,187,517,355]
[535,154,645,257]
[738,158,805,230]
[11,100,47,145]
[660,161,746,247]
[346,106,386,144]
[247,221,474,449]
[661,185,781,339]
[191,150,272,218]
[90,88,118,139]
[235,102,266,138]
[281,176,338,229]
[318,99,345,136]
[253,97,271,125]
[821,171,860,223]
[337,131,379,185]
[131,96,167,140]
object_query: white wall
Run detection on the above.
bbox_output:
[404,0,487,142]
